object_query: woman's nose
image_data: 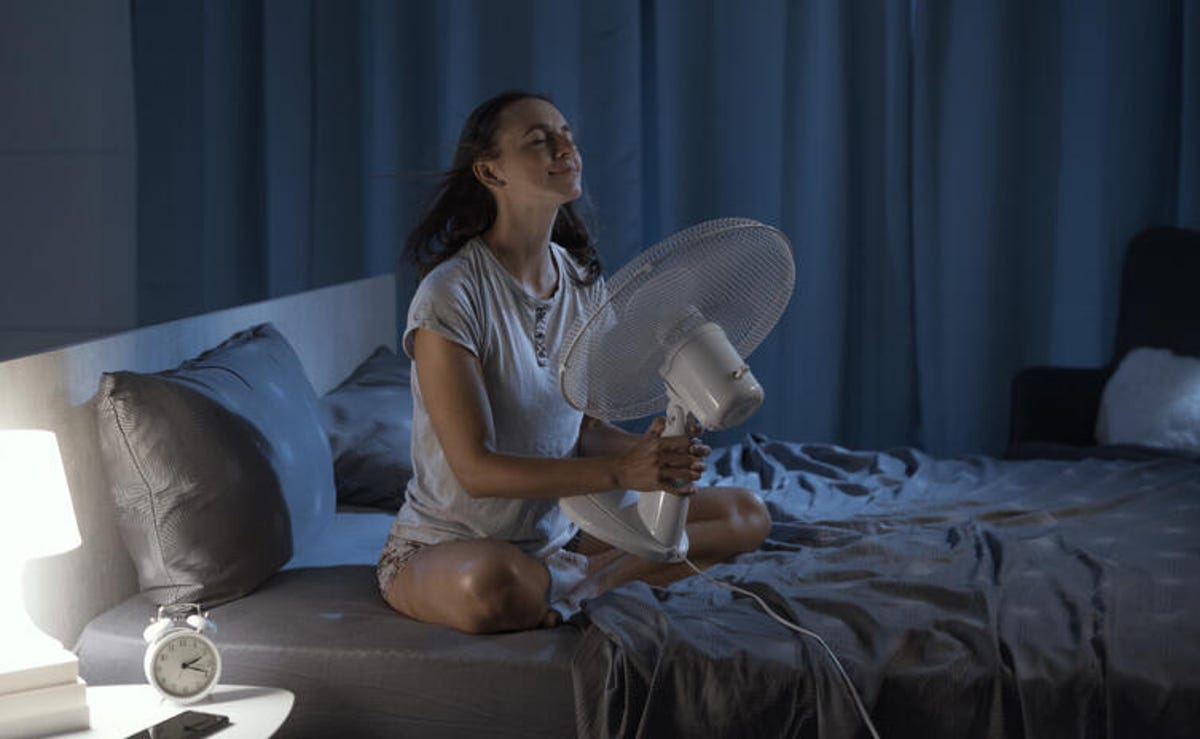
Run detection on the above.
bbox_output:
[553,136,575,159]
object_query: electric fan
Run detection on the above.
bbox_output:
[558,217,795,561]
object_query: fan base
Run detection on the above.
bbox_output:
[560,490,690,562]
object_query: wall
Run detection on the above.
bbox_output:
[0,0,135,362]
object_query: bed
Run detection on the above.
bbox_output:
[7,229,1199,738]
[70,433,1200,737]
[571,437,1200,737]
[61,429,1200,738]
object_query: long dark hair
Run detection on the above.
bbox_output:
[403,90,601,285]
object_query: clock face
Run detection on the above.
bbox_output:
[148,631,220,701]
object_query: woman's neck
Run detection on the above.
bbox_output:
[481,204,559,298]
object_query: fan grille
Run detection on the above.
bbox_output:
[560,218,795,421]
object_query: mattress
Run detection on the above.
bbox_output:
[76,564,581,738]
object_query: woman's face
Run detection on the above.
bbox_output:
[479,97,582,206]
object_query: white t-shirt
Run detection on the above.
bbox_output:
[390,236,605,557]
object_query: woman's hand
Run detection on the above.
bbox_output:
[614,417,711,496]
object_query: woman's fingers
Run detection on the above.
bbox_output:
[659,433,708,471]
[622,417,710,494]
[659,451,704,470]
[657,460,703,497]
[658,462,702,479]
[659,476,697,496]
[657,433,705,451]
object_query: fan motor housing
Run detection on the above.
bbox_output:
[659,322,764,430]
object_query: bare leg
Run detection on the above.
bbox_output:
[384,539,556,634]
[575,486,770,597]
[381,487,769,634]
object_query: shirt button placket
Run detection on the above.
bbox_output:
[534,305,549,366]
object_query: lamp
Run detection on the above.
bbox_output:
[0,430,82,649]
[0,430,89,736]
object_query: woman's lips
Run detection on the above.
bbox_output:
[549,160,580,176]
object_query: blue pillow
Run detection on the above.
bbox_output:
[319,346,413,511]
[96,323,335,605]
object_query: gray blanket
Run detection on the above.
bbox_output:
[571,438,1200,738]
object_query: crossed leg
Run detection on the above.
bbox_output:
[382,487,770,634]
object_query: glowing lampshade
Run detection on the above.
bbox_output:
[0,429,82,649]
[0,430,81,560]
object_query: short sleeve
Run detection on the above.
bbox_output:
[402,267,483,360]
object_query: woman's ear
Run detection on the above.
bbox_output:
[473,160,506,188]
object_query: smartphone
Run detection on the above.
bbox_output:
[124,710,231,739]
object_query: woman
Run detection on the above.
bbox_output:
[378,90,770,634]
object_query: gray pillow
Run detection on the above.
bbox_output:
[319,346,413,511]
[95,323,335,606]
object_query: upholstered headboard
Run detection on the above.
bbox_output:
[0,274,397,647]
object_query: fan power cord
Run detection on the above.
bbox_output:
[682,557,882,739]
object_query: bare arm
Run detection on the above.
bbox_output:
[413,328,705,499]
[578,416,640,458]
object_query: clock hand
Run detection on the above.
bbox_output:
[182,663,210,674]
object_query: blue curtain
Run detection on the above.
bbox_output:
[131,0,1199,456]
[910,0,1199,454]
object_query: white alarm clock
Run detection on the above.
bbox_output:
[142,603,222,704]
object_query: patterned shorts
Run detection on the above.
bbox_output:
[375,537,427,598]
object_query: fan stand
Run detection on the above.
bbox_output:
[560,389,691,562]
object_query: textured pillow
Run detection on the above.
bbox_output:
[96,323,336,606]
[1095,347,1200,453]
[319,346,413,511]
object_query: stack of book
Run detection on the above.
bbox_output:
[0,645,89,737]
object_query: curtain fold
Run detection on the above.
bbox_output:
[1178,0,1200,228]
[911,0,1194,453]
[131,0,1197,456]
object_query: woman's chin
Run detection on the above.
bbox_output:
[560,181,583,202]
[533,176,582,206]
[547,171,581,194]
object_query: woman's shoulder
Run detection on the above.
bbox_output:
[552,241,605,294]
[416,240,487,296]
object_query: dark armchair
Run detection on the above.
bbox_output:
[1005,226,1200,460]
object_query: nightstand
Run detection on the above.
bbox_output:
[57,684,293,738]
